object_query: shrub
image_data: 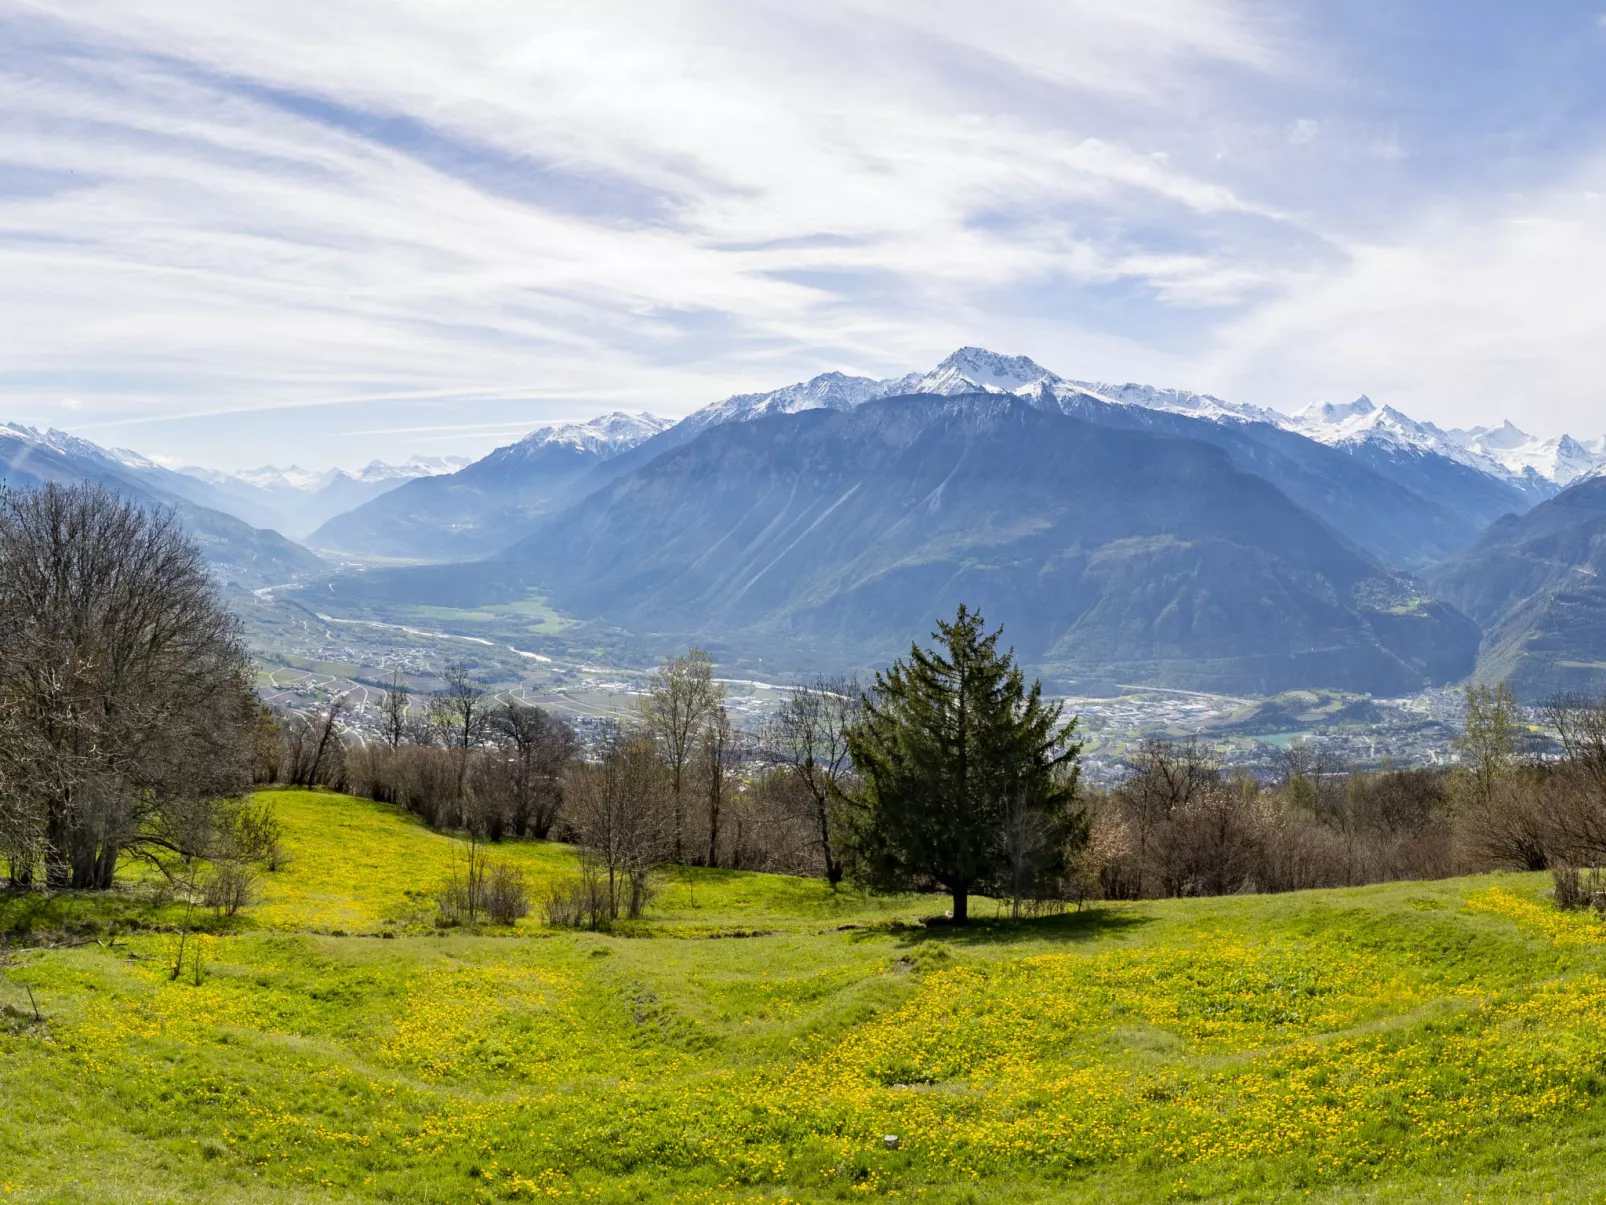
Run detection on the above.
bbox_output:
[482,863,530,925]
[1552,864,1606,913]
[204,860,256,916]
[1553,865,1587,911]
[435,842,529,926]
[542,869,612,931]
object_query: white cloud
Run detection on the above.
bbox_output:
[0,1,1297,464]
[1203,173,1606,436]
[3,1,1603,467]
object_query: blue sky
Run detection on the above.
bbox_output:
[3,1,1606,469]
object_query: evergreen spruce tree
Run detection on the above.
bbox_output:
[845,604,1083,923]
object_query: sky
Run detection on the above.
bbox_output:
[3,1,1606,470]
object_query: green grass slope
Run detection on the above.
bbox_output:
[5,789,1606,1203]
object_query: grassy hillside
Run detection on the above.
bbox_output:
[4,789,1606,1203]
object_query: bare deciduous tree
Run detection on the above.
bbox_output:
[1536,692,1606,864]
[565,723,669,920]
[762,675,859,885]
[489,700,579,838]
[378,670,410,751]
[431,660,489,796]
[0,483,256,890]
[1111,738,1221,897]
[249,706,281,785]
[699,704,740,868]
[1547,693,1606,794]
[640,649,721,863]
[432,661,489,751]
[281,694,351,788]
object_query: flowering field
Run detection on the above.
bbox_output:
[4,790,1606,1203]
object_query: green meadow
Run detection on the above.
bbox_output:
[4,788,1606,1204]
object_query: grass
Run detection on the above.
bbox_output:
[5,791,1606,1202]
[403,595,576,635]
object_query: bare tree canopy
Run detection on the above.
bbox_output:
[0,482,256,888]
[640,648,721,862]
[762,675,860,885]
[432,660,489,751]
[699,703,740,868]
[282,693,351,788]
[565,722,670,920]
[378,670,410,751]
[488,699,579,839]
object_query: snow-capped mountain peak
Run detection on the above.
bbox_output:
[521,411,672,454]
[908,347,1061,395]
[1444,422,1606,488]
[235,465,328,492]
[1454,419,1533,453]
[1057,380,1287,426]
[1296,395,1377,427]
[347,456,472,484]
[682,373,889,433]
[3,423,142,471]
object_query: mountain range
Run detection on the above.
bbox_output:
[304,348,1588,573]
[308,413,670,560]
[11,347,1605,697]
[330,393,1477,695]
[173,455,470,539]
[0,425,323,589]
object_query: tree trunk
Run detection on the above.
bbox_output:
[44,802,71,889]
[951,887,969,925]
[815,800,841,886]
[672,769,684,863]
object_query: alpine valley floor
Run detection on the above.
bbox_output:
[4,790,1606,1203]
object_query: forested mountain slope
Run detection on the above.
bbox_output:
[1424,475,1606,697]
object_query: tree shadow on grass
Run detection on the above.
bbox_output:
[873,904,1154,948]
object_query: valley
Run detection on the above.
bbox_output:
[8,346,1606,759]
[240,584,1468,783]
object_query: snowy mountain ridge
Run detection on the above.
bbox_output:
[182,456,473,496]
[680,349,1605,490]
[519,411,672,455]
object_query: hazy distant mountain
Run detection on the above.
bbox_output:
[0,425,325,588]
[1014,382,1519,569]
[176,456,471,538]
[308,412,671,560]
[1423,475,1606,698]
[329,394,1478,695]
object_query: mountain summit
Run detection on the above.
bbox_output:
[909,347,1059,394]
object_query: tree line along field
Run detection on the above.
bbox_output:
[2,788,1606,1204]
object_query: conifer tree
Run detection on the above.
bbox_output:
[845,604,1083,923]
